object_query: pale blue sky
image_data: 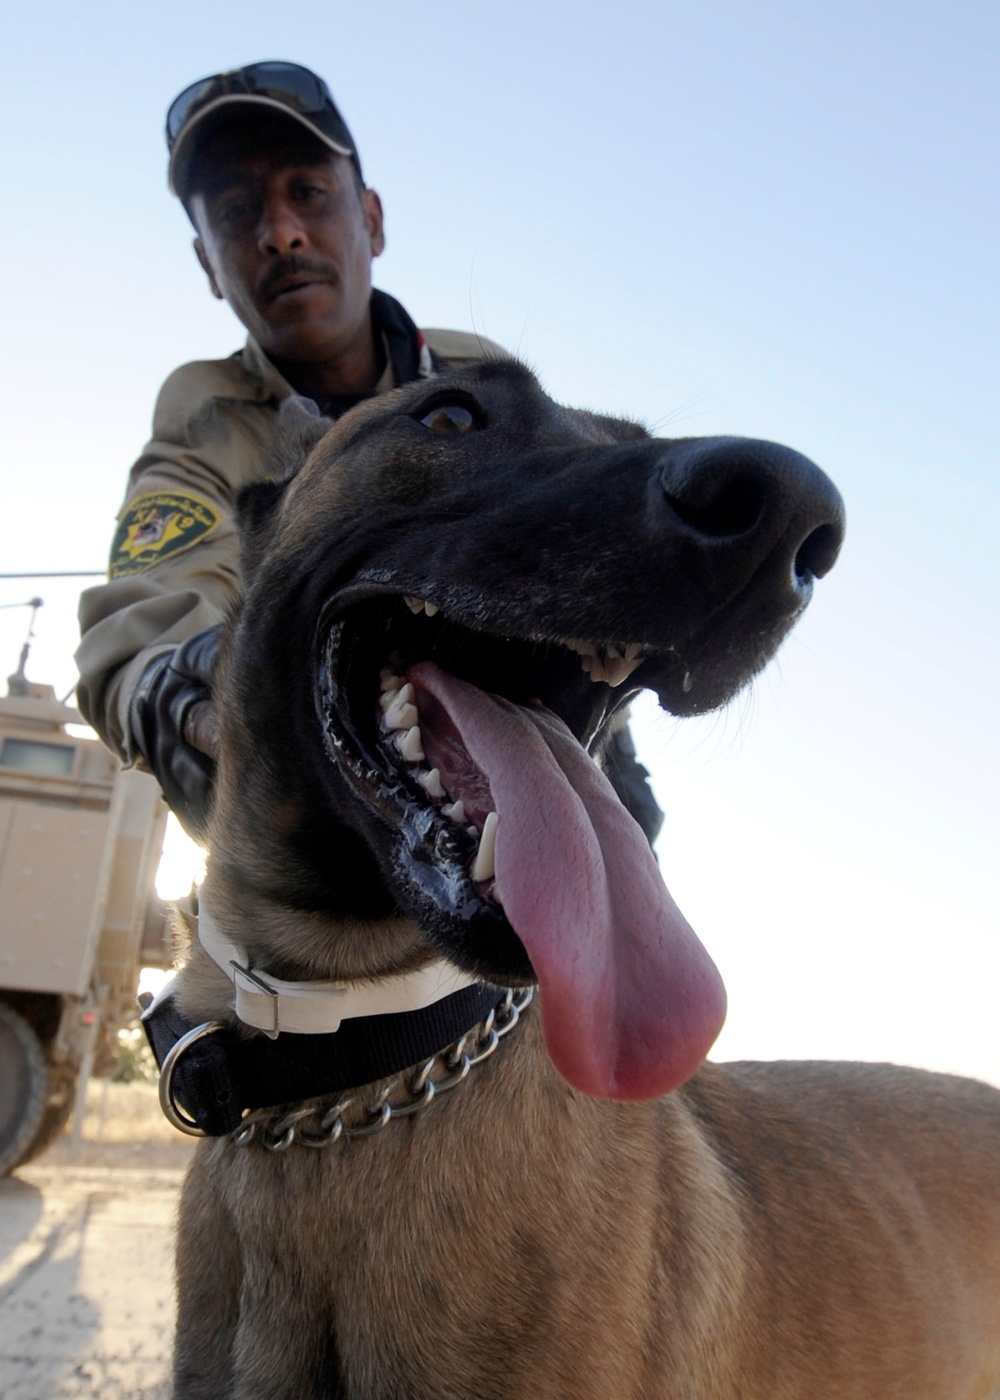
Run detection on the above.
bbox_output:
[2,1,997,1080]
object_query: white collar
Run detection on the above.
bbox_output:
[196,897,480,1039]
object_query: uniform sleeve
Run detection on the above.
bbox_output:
[75,363,275,761]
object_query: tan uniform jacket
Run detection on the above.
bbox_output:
[76,327,502,760]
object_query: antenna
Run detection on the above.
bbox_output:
[4,596,44,696]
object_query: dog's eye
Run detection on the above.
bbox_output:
[419,404,480,435]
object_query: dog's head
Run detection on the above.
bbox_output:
[208,359,844,1100]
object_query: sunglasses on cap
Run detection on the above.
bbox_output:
[166,61,361,192]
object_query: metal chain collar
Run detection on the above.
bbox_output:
[231,986,533,1152]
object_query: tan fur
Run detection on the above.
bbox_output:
[172,367,1000,1399]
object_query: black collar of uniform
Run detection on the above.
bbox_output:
[307,288,447,419]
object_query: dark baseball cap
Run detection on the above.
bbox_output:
[166,60,362,197]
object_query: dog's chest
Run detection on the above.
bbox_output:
[204,1067,709,1399]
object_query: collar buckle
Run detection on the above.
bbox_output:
[229,959,345,1039]
[230,960,279,1036]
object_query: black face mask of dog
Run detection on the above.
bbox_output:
[210,359,844,1102]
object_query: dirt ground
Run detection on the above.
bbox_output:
[0,1081,196,1399]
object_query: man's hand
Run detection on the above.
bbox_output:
[129,626,222,840]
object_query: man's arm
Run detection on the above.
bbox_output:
[76,359,276,761]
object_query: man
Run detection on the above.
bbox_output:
[76,61,662,844]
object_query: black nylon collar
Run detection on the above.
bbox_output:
[141,980,500,1137]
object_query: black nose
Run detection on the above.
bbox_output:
[659,436,845,601]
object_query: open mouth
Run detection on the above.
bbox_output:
[314,587,726,1105]
[316,591,657,901]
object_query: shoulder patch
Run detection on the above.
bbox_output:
[109,492,221,579]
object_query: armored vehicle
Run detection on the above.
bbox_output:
[0,674,167,1173]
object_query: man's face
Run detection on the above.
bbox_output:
[188,122,385,365]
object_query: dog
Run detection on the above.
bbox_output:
[154,359,1000,1398]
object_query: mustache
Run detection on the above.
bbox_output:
[258,256,337,301]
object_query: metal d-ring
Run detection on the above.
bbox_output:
[158,1020,227,1136]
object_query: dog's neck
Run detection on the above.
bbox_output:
[196,894,482,1039]
[141,894,509,1138]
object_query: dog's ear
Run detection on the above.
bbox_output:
[236,397,334,573]
[271,395,335,481]
[236,476,292,540]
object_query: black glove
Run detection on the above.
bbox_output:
[129,626,222,841]
[604,725,664,849]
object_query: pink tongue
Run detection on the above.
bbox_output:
[409,662,726,1100]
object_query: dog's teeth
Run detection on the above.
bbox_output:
[403,596,438,616]
[577,643,645,687]
[471,811,499,882]
[383,685,418,730]
[379,687,399,711]
[379,667,404,693]
[394,726,425,762]
[385,701,419,731]
[604,656,644,688]
[442,800,466,824]
[400,593,436,616]
[418,768,446,799]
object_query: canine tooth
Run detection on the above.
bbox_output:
[379,687,399,711]
[580,653,595,674]
[379,668,404,693]
[606,643,623,662]
[395,726,425,762]
[418,768,446,799]
[604,656,643,688]
[424,601,440,617]
[442,800,466,824]
[624,643,643,662]
[471,812,499,882]
[404,596,425,614]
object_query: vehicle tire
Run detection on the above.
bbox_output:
[14,1062,77,1167]
[0,1001,49,1176]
